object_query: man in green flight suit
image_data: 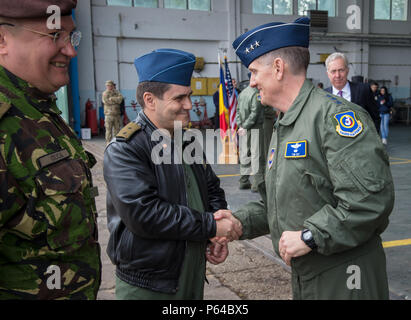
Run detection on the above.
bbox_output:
[236,84,265,192]
[0,0,101,299]
[217,17,395,299]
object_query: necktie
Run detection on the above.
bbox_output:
[338,90,343,97]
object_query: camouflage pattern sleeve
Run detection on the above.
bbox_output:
[102,90,109,105]
[109,91,123,105]
[0,152,26,230]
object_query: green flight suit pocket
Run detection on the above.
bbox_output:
[331,155,386,207]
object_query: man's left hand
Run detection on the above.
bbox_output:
[206,241,229,265]
[279,231,312,266]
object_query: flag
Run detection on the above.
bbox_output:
[218,55,229,138]
[224,56,238,140]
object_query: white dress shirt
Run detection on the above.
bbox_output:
[332,82,351,102]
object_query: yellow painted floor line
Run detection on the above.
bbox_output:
[389,157,411,161]
[390,161,411,165]
[217,174,240,178]
[382,238,411,248]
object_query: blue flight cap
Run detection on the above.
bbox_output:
[134,48,196,86]
[232,17,310,68]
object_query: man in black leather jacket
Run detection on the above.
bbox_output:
[104,48,242,299]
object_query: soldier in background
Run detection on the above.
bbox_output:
[102,80,123,143]
[236,85,265,192]
[114,82,126,128]
[0,0,101,299]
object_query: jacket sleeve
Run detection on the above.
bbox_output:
[102,91,111,105]
[0,153,26,230]
[303,107,394,256]
[109,92,124,105]
[233,201,270,239]
[103,139,216,241]
[235,105,242,127]
[233,182,270,239]
[386,95,394,108]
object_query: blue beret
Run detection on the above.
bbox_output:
[232,17,310,68]
[134,48,196,86]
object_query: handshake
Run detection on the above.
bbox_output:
[205,209,243,265]
[212,209,243,243]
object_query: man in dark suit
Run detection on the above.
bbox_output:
[325,52,380,132]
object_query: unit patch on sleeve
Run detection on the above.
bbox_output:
[334,110,363,138]
[284,140,308,159]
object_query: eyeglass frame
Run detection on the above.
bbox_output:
[0,22,81,48]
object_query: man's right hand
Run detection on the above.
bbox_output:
[213,210,243,241]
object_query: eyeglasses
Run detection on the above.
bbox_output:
[0,23,81,48]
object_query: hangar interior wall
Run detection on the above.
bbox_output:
[76,0,411,125]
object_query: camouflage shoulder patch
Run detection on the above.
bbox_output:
[116,122,141,142]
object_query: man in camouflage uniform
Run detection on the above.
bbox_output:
[102,80,123,143]
[0,0,101,299]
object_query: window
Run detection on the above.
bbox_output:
[188,0,210,11]
[374,0,408,20]
[107,0,132,6]
[252,0,292,15]
[134,0,158,8]
[164,0,210,11]
[164,0,186,9]
[298,0,336,16]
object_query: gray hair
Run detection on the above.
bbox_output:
[325,52,349,71]
[259,46,310,75]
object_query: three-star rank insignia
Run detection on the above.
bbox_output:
[245,41,261,54]
[334,110,363,138]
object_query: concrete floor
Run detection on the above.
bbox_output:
[380,125,411,299]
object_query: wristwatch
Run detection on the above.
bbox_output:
[301,229,317,250]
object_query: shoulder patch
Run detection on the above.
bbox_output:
[0,101,11,119]
[116,122,141,141]
[334,110,363,138]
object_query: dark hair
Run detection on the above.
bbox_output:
[379,86,389,96]
[262,46,310,75]
[370,81,379,86]
[136,81,171,108]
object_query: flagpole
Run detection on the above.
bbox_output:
[218,51,238,164]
